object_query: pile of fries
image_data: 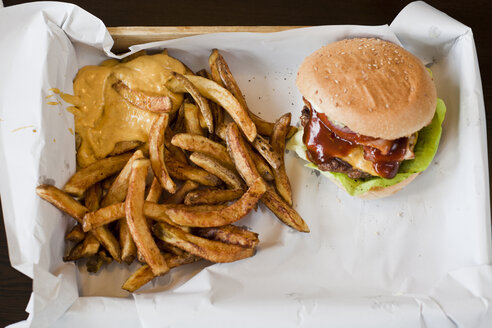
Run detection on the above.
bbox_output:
[36,49,309,292]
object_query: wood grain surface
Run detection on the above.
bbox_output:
[1,0,491,326]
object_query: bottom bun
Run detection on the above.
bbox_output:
[328,173,420,200]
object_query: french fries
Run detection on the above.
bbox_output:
[225,123,262,186]
[183,102,205,136]
[262,185,309,233]
[171,133,234,169]
[149,114,176,193]
[65,224,85,243]
[38,49,309,293]
[211,49,298,138]
[271,113,293,205]
[208,49,224,87]
[113,80,173,113]
[64,152,133,197]
[36,184,121,261]
[122,252,200,292]
[184,188,243,205]
[248,148,274,182]
[165,178,266,227]
[189,152,243,189]
[146,178,163,203]
[252,135,282,170]
[101,150,144,207]
[166,75,257,142]
[153,221,256,263]
[171,73,214,133]
[193,225,259,248]
[163,180,199,204]
[166,157,222,187]
[125,159,168,276]
[36,184,88,223]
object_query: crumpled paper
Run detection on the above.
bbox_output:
[0,1,490,327]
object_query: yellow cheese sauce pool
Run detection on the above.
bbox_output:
[59,53,186,167]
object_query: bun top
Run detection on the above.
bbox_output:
[296,38,437,140]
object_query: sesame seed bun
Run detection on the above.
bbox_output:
[296,38,437,140]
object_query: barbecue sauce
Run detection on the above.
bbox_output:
[303,107,408,179]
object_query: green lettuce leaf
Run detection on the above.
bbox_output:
[286,99,446,196]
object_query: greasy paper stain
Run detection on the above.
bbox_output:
[11,125,34,133]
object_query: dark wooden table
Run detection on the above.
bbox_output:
[1,0,491,326]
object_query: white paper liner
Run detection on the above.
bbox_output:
[0,1,490,327]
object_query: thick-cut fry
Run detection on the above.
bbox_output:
[122,252,200,292]
[165,178,266,227]
[271,113,293,205]
[184,188,243,205]
[146,178,163,203]
[213,50,298,138]
[249,112,298,138]
[84,201,224,230]
[36,184,121,260]
[84,203,125,231]
[63,243,84,262]
[86,182,104,214]
[92,226,121,262]
[195,69,223,136]
[101,150,144,207]
[153,222,255,263]
[82,184,102,255]
[172,72,213,133]
[171,133,234,168]
[109,140,143,156]
[262,185,309,232]
[183,102,205,136]
[64,152,133,197]
[63,233,100,261]
[193,225,259,249]
[101,175,118,192]
[252,135,282,170]
[166,75,256,142]
[248,148,274,182]
[98,150,141,264]
[149,114,176,193]
[120,219,137,265]
[189,152,243,189]
[113,80,173,113]
[66,224,85,243]
[126,159,169,276]
[215,124,273,181]
[86,250,113,273]
[225,123,262,186]
[163,180,199,204]
[208,49,224,87]
[36,184,88,223]
[166,158,222,187]
[85,183,101,211]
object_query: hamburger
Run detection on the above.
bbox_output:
[288,38,446,199]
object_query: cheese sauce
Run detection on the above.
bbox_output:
[60,53,186,167]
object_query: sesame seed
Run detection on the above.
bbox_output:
[385,104,389,108]
[343,88,348,93]
[334,79,339,84]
